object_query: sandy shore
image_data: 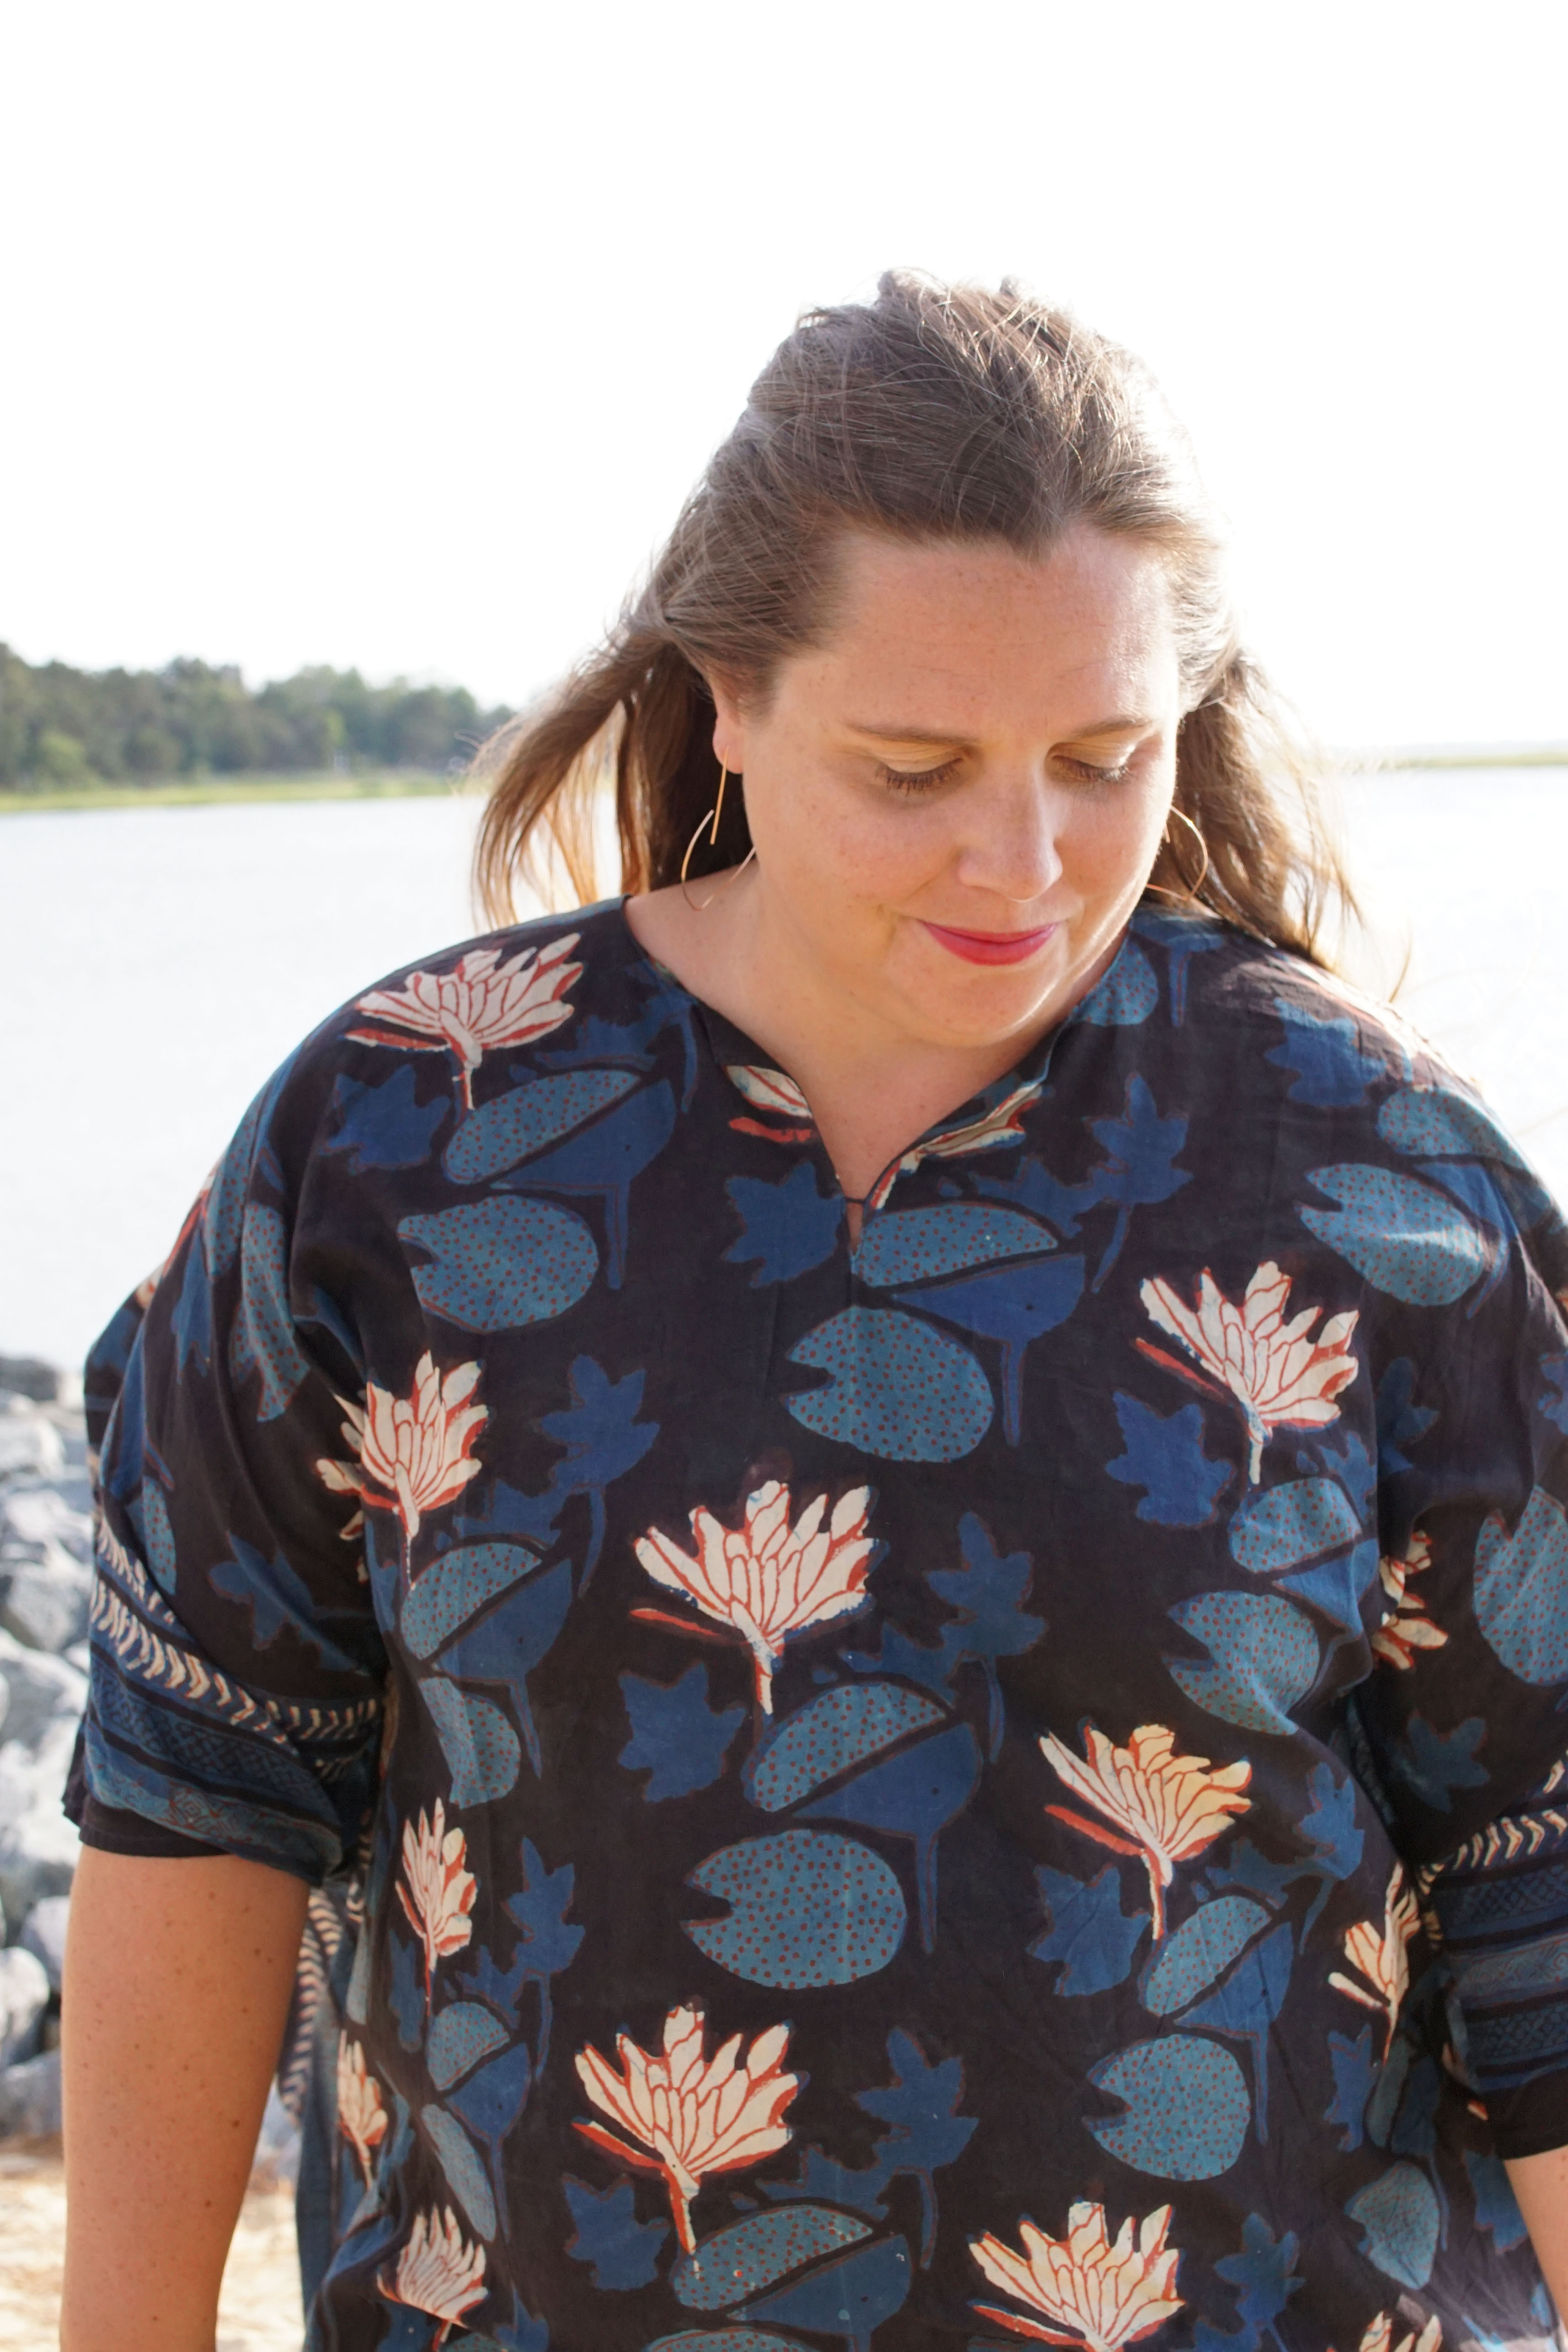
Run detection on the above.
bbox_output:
[0,2140,305,2350]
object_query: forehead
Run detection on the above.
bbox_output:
[797,524,1179,730]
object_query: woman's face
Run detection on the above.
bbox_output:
[711,524,1185,1053]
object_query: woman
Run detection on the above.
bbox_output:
[63,275,1568,2347]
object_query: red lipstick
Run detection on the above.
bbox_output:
[920,920,1058,967]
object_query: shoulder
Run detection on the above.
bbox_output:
[205,897,653,1221]
[1125,905,1468,1104]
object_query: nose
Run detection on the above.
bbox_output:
[952,771,1065,906]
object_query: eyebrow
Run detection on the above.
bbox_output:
[845,714,1159,745]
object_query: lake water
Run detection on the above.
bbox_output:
[3,771,1566,1372]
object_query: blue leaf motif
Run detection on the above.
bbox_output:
[1228,1479,1360,1576]
[1375,1358,1437,1476]
[1142,1897,1270,2017]
[620,1663,747,1800]
[419,1675,522,1808]
[739,2231,912,2352]
[684,1829,908,1988]
[438,1557,575,1776]
[228,1203,310,1420]
[1166,1593,1320,1736]
[1030,1864,1148,1994]
[1214,2213,1303,2330]
[1178,1923,1294,2139]
[1087,2035,1251,2179]
[672,2207,870,2311]
[724,1161,844,1286]
[926,1512,1044,1754]
[1344,2161,1440,2288]
[1325,2025,1376,2151]
[444,1068,637,1184]
[399,1197,599,1332]
[853,2031,976,2266]
[323,1066,448,1173]
[895,1256,1085,1445]
[208,1538,363,1670]
[1265,999,1386,1108]
[855,1203,1056,1288]
[1473,1486,1568,1686]
[562,2174,668,2289]
[503,1839,584,2070]
[1388,1714,1488,1813]
[785,1307,994,1463]
[1108,1394,1233,1527]
[497,1080,677,1288]
[421,2102,496,2240]
[389,1932,423,2052]
[1298,1164,1489,1306]
[1377,1084,1532,1168]
[798,1722,982,1952]
[1077,938,1159,1025]
[1129,904,1226,1022]
[1081,1075,1191,1286]
[1463,2149,1529,2250]
[402,1542,540,1661]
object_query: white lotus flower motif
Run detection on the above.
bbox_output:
[380,2207,487,2342]
[1371,1530,1447,1670]
[1329,1870,1420,2055]
[396,1798,478,2008]
[633,1479,876,1711]
[317,1353,486,1541]
[726,1063,813,1121]
[575,2000,799,2252]
[336,2034,388,2186]
[1358,2312,1442,2352]
[867,1075,1046,1211]
[970,2198,1184,2349]
[350,933,581,1106]
[1138,1259,1359,1481]
[1040,1722,1252,1941]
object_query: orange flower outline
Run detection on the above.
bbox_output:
[1040,1722,1252,1941]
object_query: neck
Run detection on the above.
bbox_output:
[626,868,1063,1206]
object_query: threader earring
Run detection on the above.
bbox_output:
[1146,802,1211,904]
[680,765,758,911]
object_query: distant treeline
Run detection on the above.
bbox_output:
[0,643,514,788]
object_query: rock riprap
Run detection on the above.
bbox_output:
[0,1361,91,2141]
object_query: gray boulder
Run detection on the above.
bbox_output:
[0,1633,85,1928]
[0,1404,64,1485]
[0,1945,49,2066]
[20,1895,70,1992]
[0,2046,62,2137]
[0,1537,94,1654]
[0,1358,62,1404]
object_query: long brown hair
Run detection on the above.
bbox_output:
[475,272,1350,959]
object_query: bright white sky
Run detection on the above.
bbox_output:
[3,0,1564,750]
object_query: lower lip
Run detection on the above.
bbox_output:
[920,920,1058,967]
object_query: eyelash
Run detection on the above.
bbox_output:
[878,759,964,795]
[877,754,1133,796]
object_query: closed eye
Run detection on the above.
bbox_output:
[878,757,964,795]
[1056,755,1133,786]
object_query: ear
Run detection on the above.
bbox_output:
[706,674,749,773]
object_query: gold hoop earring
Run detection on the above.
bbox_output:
[1147,802,1211,904]
[680,766,757,911]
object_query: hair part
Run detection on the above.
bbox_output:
[474,271,1352,961]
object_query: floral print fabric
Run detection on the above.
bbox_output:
[79,898,1568,2349]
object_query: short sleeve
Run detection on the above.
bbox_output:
[1347,1114,1568,2159]
[82,1058,388,1886]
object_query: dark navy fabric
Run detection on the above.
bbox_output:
[79,896,1568,2349]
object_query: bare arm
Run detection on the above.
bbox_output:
[61,1847,307,2352]
[1508,2148,1568,2315]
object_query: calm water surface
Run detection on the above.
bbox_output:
[3,772,1565,1368]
